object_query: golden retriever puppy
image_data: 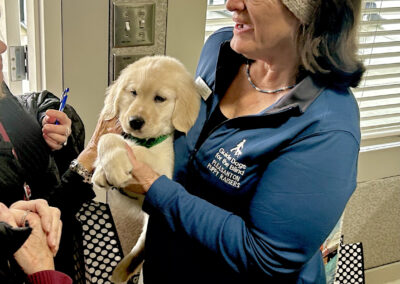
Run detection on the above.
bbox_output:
[92,55,200,283]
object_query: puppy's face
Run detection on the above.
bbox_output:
[117,76,176,139]
[102,56,201,138]
[114,57,189,139]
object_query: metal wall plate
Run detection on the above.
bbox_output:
[113,3,155,47]
[113,54,151,80]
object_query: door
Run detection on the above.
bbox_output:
[0,0,24,94]
[0,0,43,95]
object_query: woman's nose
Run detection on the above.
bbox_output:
[226,0,245,12]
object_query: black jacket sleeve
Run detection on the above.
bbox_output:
[0,222,31,283]
[0,222,31,256]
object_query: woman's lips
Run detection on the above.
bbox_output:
[234,23,252,31]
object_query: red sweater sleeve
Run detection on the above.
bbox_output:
[27,270,72,284]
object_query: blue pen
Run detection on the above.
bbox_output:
[55,88,69,125]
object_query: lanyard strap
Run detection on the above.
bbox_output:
[0,121,11,142]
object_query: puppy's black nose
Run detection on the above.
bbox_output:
[129,116,145,130]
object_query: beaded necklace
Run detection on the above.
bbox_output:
[245,62,296,94]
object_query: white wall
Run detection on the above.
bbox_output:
[40,0,63,94]
[62,0,109,143]
[358,146,400,182]
[166,0,207,75]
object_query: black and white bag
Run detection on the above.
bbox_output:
[334,236,365,284]
[76,201,125,284]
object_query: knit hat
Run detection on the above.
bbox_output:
[281,0,317,24]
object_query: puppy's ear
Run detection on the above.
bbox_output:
[100,80,121,120]
[172,77,201,134]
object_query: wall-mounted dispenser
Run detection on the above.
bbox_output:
[109,0,167,82]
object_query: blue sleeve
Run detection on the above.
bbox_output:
[143,128,359,277]
[244,131,359,274]
[143,130,359,277]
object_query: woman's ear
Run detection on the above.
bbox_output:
[172,78,201,134]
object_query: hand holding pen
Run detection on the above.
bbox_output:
[41,88,72,151]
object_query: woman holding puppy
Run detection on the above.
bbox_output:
[123,0,364,283]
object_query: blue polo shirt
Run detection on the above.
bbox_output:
[142,27,360,284]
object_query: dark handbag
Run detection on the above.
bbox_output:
[334,236,365,284]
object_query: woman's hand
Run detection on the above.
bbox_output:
[87,117,123,149]
[42,109,72,151]
[9,199,62,257]
[124,144,160,194]
[0,203,55,274]
[76,117,122,172]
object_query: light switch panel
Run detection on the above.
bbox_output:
[113,3,155,47]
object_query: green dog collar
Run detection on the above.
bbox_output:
[123,133,171,148]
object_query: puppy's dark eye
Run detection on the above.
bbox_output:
[131,90,137,96]
[154,95,166,103]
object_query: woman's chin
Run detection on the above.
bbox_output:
[230,39,253,60]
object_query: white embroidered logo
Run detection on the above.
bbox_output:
[207,147,248,189]
[230,139,246,157]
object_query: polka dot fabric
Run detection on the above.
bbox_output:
[77,201,124,284]
[334,237,365,284]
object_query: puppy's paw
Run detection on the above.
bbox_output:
[103,150,134,188]
[111,251,144,283]
[92,167,111,190]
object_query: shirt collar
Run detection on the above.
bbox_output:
[269,76,325,114]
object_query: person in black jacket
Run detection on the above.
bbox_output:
[0,36,121,282]
[0,35,117,282]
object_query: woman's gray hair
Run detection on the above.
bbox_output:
[296,0,365,88]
